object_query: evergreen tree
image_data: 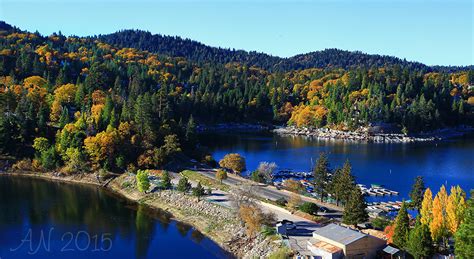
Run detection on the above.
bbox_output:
[313,153,331,201]
[192,182,205,201]
[393,202,410,249]
[342,188,368,228]
[59,106,69,128]
[407,218,433,259]
[455,191,473,259]
[410,176,426,211]
[177,177,191,193]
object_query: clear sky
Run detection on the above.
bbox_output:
[1,0,472,66]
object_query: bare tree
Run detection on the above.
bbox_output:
[257,161,277,183]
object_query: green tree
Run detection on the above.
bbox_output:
[299,202,319,215]
[410,176,426,211]
[407,218,433,259]
[136,170,150,193]
[40,147,58,170]
[455,191,473,259]
[393,202,410,249]
[160,171,172,190]
[250,170,266,183]
[342,188,368,228]
[177,177,191,193]
[192,182,205,201]
[313,153,331,201]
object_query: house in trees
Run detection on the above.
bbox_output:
[307,223,386,259]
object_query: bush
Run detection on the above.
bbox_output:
[250,170,266,183]
[372,217,392,230]
[121,181,132,189]
[275,197,287,207]
[299,202,319,215]
[261,225,276,237]
[12,159,33,171]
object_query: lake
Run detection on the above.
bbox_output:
[200,132,474,202]
[0,176,230,258]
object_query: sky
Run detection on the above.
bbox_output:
[0,0,472,66]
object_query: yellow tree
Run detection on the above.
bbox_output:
[446,185,466,234]
[430,185,448,245]
[238,204,263,237]
[420,188,433,226]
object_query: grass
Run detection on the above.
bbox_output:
[180,170,230,192]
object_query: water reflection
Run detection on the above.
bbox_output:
[0,176,230,258]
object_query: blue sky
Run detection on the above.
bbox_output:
[1,0,472,66]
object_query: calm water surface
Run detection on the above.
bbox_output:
[0,176,230,258]
[200,132,474,202]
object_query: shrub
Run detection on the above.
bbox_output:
[12,159,33,171]
[250,170,266,183]
[299,202,319,215]
[372,217,392,230]
[275,197,287,207]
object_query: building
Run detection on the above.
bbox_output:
[307,223,386,259]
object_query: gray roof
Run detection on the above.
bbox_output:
[312,223,366,245]
[383,245,400,255]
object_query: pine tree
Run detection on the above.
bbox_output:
[407,218,433,259]
[313,153,331,201]
[410,176,425,211]
[192,182,205,201]
[59,106,69,128]
[177,177,191,193]
[420,188,433,226]
[455,191,473,259]
[393,201,410,249]
[342,188,368,228]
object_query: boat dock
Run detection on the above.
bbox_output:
[357,184,399,196]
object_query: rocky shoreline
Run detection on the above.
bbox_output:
[197,123,271,133]
[1,171,280,258]
[273,125,474,143]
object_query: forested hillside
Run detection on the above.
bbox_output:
[0,21,473,172]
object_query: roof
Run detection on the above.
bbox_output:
[309,239,343,254]
[383,245,400,255]
[312,223,366,246]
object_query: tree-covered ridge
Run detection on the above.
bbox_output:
[98,29,472,73]
[0,21,473,168]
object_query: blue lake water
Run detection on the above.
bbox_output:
[0,176,230,258]
[200,132,474,202]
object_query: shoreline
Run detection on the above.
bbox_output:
[273,125,474,143]
[0,171,241,257]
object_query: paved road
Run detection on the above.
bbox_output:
[193,168,343,215]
